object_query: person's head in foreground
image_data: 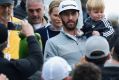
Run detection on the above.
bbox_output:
[72,62,102,80]
[42,56,72,80]
[85,36,110,66]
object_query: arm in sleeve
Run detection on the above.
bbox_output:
[102,19,114,38]
[11,36,43,78]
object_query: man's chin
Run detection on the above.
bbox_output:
[32,20,40,24]
[67,24,75,28]
[66,26,76,31]
[68,23,74,25]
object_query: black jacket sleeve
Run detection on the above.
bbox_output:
[11,36,43,78]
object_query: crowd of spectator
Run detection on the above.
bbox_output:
[0,0,119,80]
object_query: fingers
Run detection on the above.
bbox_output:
[92,31,100,36]
[0,74,9,80]
[20,20,34,37]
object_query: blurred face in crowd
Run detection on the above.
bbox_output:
[60,9,79,31]
[27,2,45,24]
[89,9,104,21]
[0,4,13,21]
[49,7,62,29]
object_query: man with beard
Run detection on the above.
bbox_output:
[44,0,85,68]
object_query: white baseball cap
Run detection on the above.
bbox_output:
[59,0,79,14]
[85,36,110,59]
[42,56,71,80]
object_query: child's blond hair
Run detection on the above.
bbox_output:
[86,0,105,12]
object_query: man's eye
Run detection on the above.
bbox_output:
[71,11,77,15]
[29,9,34,13]
[29,9,41,13]
[36,9,41,12]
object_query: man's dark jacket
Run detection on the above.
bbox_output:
[102,67,119,80]
[0,36,43,80]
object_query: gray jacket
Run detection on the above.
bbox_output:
[44,30,86,67]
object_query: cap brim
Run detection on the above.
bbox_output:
[59,9,79,14]
[0,1,13,5]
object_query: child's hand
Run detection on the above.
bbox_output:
[92,31,100,36]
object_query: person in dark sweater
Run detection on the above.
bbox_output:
[102,38,119,80]
[0,20,43,80]
[36,0,62,53]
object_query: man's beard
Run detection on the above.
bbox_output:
[62,19,78,31]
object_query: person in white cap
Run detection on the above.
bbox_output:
[44,0,86,67]
[42,56,72,80]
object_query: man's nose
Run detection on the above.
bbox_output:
[32,11,38,16]
[68,14,73,20]
[4,7,9,12]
